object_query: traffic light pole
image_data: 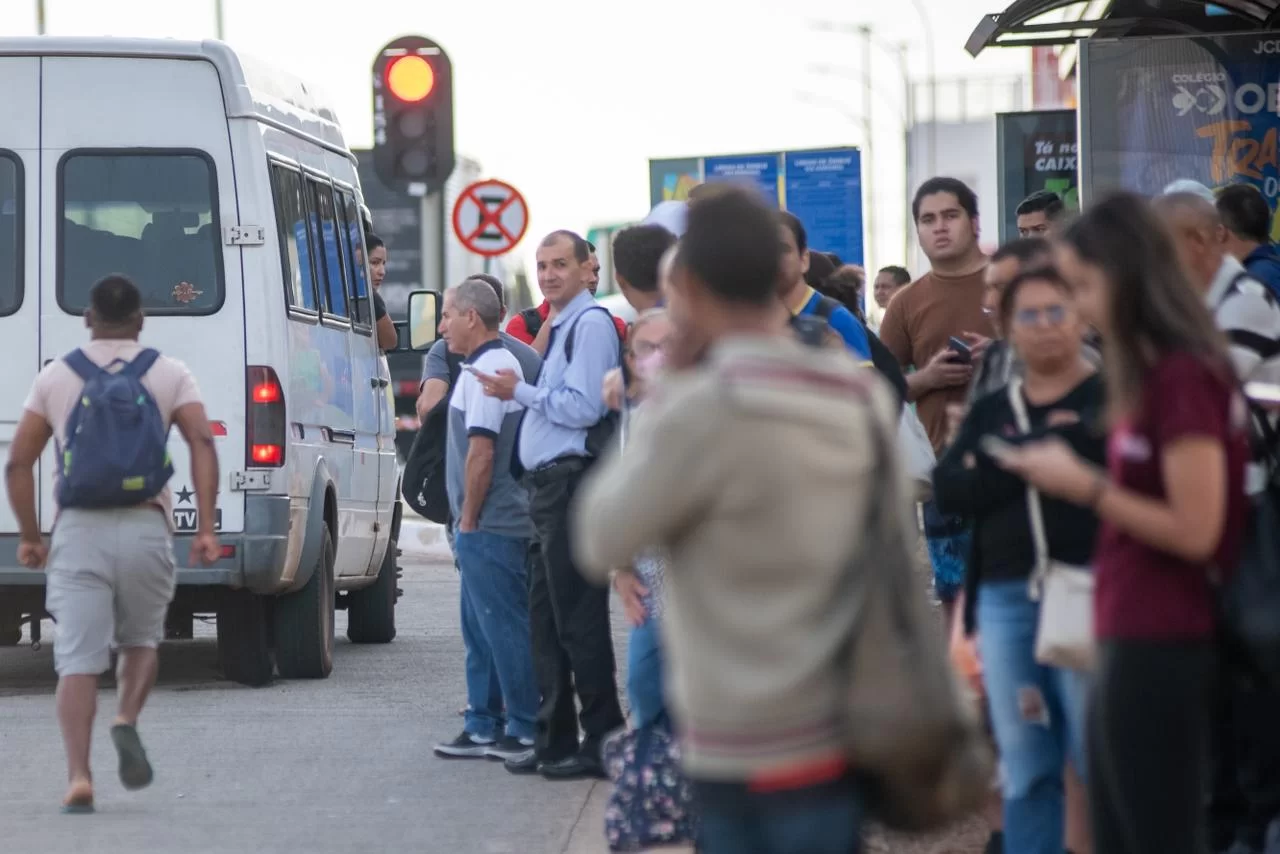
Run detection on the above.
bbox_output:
[419,191,446,295]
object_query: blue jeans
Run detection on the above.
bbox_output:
[694,775,863,854]
[454,530,539,742]
[626,617,665,729]
[977,579,1089,854]
[922,500,970,603]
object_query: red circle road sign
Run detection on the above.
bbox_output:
[451,179,529,258]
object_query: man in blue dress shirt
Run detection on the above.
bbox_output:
[475,229,625,780]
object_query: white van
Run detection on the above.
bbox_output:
[0,38,427,686]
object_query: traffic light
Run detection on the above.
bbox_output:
[372,36,455,195]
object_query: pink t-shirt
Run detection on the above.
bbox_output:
[23,340,203,528]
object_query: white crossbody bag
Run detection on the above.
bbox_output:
[1008,379,1097,672]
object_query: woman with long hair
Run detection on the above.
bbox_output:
[999,191,1251,853]
[934,267,1103,854]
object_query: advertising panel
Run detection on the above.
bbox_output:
[1081,32,1280,239]
[997,110,1079,243]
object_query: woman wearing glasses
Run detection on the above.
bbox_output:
[933,267,1105,854]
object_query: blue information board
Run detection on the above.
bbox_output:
[782,148,863,268]
[649,147,863,267]
[703,153,781,207]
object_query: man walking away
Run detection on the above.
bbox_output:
[432,280,541,764]
[6,275,220,813]
[1216,182,1280,302]
[575,185,898,854]
[475,230,625,781]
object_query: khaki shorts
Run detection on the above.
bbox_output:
[45,507,176,676]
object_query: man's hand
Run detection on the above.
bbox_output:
[612,570,649,627]
[603,367,625,412]
[190,531,220,566]
[961,332,993,364]
[18,538,47,570]
[458,518,478,534]
[477,368,519,401]
[918,348,973,392]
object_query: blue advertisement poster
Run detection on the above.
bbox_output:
[782,148,863,267]
[703,153,781,206]
[1081,32,1280,240]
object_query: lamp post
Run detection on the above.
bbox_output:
[215,0,225,40]
[908,0,939,177]
[36,0,45,34]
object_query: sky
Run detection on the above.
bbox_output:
[5,0,1032,274]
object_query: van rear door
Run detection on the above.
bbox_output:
[0,57,41,534]
[39,54,246,535]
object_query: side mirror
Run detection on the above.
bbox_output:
[395,289,442,352]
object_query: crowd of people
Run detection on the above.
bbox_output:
[403,170,1280,854]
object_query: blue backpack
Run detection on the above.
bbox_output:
[57,348,175,509]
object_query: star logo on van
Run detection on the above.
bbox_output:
[172,281,203,304]
[176,487,194,505]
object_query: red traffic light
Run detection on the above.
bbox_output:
[386,55,435,102]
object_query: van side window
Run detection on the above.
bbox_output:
[306,176,348,320]
[0,153,22,317]
[269,163,318,312]
[339,192,371,326]
[59,152,223,315]
[332,189,369,332]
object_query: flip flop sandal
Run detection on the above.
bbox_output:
[110,724,154,791]
[61,788,94,815]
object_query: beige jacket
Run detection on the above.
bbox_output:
[574,334,899,781]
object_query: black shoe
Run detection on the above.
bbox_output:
[539,753,607,781]
[484,735,535,764]
[433,731,495,759]
[504,751,543,775]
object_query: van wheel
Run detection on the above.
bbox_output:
[216,590,274,687]
[274,522,335,679]
[346,538,398,644]
[0,616,21,647]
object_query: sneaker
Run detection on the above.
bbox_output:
[433,731,495,759]
[484,735,535,763]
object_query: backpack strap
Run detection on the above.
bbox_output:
[119,348,162,379]
[811,295,841,321]
[521,306,544,339]
[62,348,104,382]
[564,306,620,363]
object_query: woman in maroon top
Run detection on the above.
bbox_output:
[999,192,1250,854]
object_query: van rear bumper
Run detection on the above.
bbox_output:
[0,494,293,592]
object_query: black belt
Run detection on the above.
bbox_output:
[524,455,588,487]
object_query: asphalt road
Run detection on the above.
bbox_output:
[0,519,603,854]
[0,517,991,854]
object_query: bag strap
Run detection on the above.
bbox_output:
[563,305,617,363]
[119,348,161,379]
[1007,377,1051,600]
[62,348,104,382]
[812,295,841,321]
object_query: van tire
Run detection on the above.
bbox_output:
[346,539,397,644]
[216,590,274,687]
[274,522,335,680]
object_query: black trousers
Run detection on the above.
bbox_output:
[525,460,623,762]
[1088,638,1215,854]
[1209,639,1280,850]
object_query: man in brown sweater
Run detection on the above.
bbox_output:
[879,177,995,616]
[573,185,899,854]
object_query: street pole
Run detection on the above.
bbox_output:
[36,0,46,35]
[897,43,913,265]
[908,0,938,178]
[858,25,876,274]
[214,0,225,40]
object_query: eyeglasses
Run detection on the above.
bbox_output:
[1012,305,1069,327]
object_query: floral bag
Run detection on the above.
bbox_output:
[602,716,699,851]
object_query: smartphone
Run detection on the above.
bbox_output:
[947,336,973,364]
[460,363,482,378]
[1245,380,1280,406]
[980,435,1017,460]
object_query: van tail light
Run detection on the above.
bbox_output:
[246,366,285,468]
